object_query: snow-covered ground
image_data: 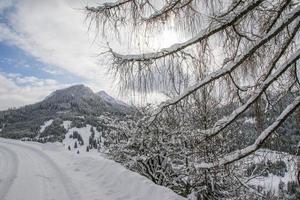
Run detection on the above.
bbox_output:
[0,138,185,200]
[36,119,54,139]
[39,119,54,133]
[62,124,100,153]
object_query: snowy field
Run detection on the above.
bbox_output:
[0,138,185,200]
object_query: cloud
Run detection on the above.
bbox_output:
[0,0,112,90]
[0,73,68,110]
[42,66,64,75]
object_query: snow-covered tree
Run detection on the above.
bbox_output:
[86,0,300,198]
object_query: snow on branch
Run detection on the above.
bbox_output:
[86,0,133,13]
[110,0,264,62]
[142,0,190,22]
[265,0,292,33]
[217,0,243,18]
[195,95,300,169]
[151,7,300,120]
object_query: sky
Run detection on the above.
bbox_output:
[0,0,174,110]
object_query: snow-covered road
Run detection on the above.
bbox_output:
[0,138,184,200]
[0,140,81,200]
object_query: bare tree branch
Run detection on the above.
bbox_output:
[151,8,300,120]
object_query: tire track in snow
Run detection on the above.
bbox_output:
[0,146,19,200]
[0,140,81,200]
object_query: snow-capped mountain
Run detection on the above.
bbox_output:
[41,84,132,115]
[0,85,135,140]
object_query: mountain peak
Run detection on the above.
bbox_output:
[98,90,109,96]
[97,90,129,108]
[55,84,93,94]
[41,84,133,115]
[45,84,94,100]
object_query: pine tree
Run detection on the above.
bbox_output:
[93,140,97,149]
[89,136,93,147]
[78,134,84,146]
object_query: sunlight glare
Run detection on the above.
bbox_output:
[149,29,181,50]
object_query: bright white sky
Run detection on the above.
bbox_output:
[0,0,179,110]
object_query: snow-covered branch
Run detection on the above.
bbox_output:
[193,22,300,140]
[86,0,133,13]
[142,0,192,22]
[110,0,264,62]
[265,0,292,33]
[199,49,300,139]
[195,95,300,169]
